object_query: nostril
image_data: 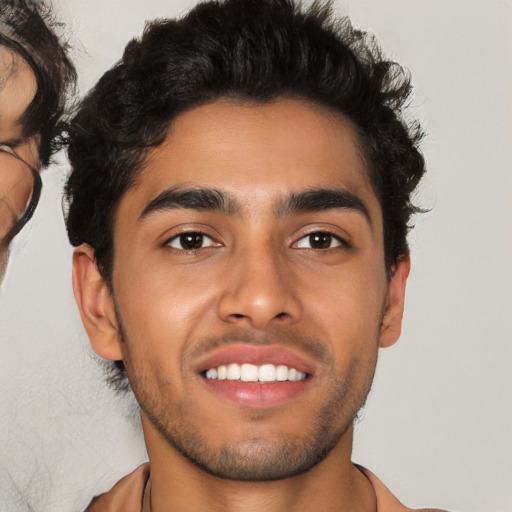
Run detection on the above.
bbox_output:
[275,312,287,319]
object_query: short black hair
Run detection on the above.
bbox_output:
[66,0,425,287]
[0,0,76,165]
[65,0,427,390]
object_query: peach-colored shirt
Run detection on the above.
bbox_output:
[85,463,448,512]
[85,464,149,512]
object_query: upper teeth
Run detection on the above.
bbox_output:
[205,363,307,382]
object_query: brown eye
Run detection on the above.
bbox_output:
[296,232,342,250]
[167,232,216,250]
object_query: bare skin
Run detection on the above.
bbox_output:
[74,98,410,511]
[0,47,38,158]
[0,47,39,280]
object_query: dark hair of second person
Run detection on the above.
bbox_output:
[0,0,76,165]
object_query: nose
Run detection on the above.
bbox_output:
[217,246,302,330]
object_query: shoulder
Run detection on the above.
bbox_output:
[356,465,450,512]
[84,463,150,512]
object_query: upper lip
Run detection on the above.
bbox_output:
[194,343,316,376]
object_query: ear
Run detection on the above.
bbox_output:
[72,244,123,360]
[379,255,411,348]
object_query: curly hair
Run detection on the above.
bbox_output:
[0,0,76,165]
[65,0,426,389]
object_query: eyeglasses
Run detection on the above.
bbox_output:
[0,143,41,246]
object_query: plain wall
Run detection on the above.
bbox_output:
[1,1,510,510]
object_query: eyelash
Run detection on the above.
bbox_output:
[293,231,349,251]
[163,229,349,253]
[164,231,219,251]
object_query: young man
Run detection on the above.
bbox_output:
[0,0,75,280]
[66,1,445,510]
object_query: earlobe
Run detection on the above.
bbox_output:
[379,255,411,349]
[72,245,123,361]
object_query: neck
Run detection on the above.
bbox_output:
[141,415,376,512]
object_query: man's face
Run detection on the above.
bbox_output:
[78,98,408,480]
[0,47,39,278]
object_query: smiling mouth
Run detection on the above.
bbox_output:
[203,363,308,382]
[197,345,314,408]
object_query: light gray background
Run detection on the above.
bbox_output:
[1,1,511,511]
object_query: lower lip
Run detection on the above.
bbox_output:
[201,378,311,408]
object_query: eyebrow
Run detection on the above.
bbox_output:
[276,188,372,225]
[139,187,240,220]
[139,186,372,226]
[0,137,25,147]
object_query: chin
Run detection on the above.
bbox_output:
[144,399,356,482]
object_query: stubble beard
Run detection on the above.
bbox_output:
[117,313,378,482]
[141,364,374,481]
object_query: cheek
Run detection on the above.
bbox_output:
[306,256,386,320]
[0,166,33,216]
[114,260,219,361]
[0,247,7,280]
[304,258,387,359]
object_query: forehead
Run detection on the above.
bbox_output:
[119,98,380,222]
[0,46,37,140]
